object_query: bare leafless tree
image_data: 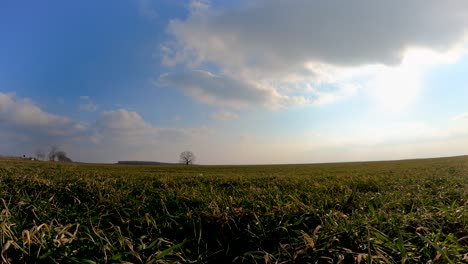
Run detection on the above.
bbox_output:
[179,151,195,165]
[48,146,59,161]
[56,151,72,162]
[48,146,72,162]
[35,149,45,161]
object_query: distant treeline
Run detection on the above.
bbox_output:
[116,161,181,165]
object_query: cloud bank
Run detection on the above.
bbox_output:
[161,0,468,109]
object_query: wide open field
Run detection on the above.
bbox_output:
[0,157,466,263]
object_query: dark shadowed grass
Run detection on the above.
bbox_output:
[0,156,467,263]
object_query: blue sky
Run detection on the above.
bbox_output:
[1,0,468,164]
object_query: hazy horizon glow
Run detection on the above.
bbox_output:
[1,0,468,164]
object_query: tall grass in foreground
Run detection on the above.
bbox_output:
[0,157,467,263]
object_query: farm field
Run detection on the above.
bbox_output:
[0,157,467,263]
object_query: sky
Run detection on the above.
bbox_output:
[1,0,468,164]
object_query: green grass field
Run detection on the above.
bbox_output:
[0,156,466,263]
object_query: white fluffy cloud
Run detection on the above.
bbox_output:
[97,109,150,131]
[161,0,468,109]
[0,92,87,158]
[0,93,209,162]
[0,92,84,136]
[94,109,208,139]
[159,70,309,108]
[86,109,209,161]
